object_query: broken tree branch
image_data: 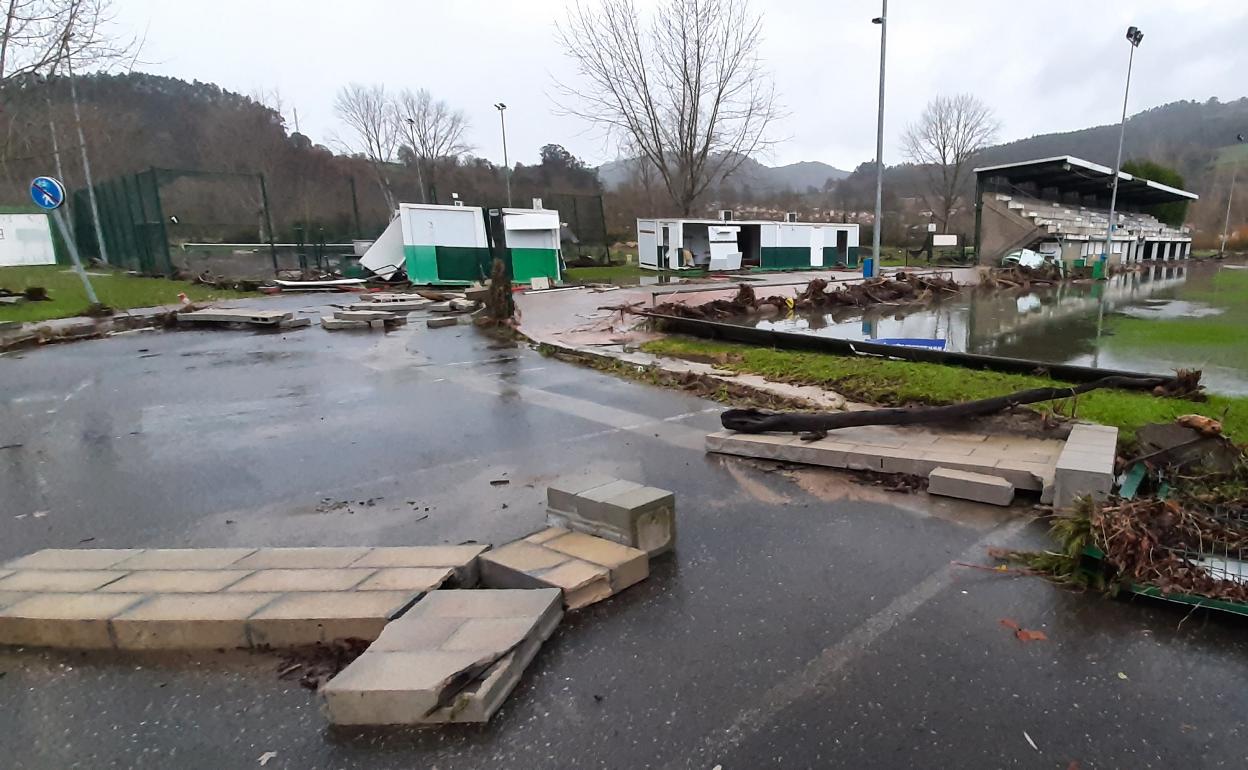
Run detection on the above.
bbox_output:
[721,375,1179,434]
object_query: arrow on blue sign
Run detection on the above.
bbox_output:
[30,176,66,210]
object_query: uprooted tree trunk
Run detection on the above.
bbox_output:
[721,375,1186,434]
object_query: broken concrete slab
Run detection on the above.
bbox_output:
[426,317,458,329]
[321,588,562,725]
[479,530,648,609]
[449,299,478,312]
[348,300,430,311]
[927,467,1015,506]
[177,308,292,326]
[333,309,400,322]
[277,317,312,330]
[321,316,371,330]
[353,567,455,592]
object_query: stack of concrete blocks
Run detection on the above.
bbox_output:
[348,295,432,311]
[322,588,562,725]
[545,475,677,558]
[177,308,310,330]
[478,529,648,610]
[1054,423,1119,509]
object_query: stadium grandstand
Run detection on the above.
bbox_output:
[973,155,1198,266]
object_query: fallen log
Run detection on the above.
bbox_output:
[720,375,1177,434]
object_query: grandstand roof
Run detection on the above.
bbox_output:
[973,155,1198,205]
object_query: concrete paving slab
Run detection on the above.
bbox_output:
[110,593,280,650]
[0,593,146,648]
[226,568,375,593]
[0,592,31,609]
[4,549,142,570]
[321,316,371,330]
[480,530,647,608]
[354,567,455,592]
[178,308,291,325]
[230,547,372,570]
[546,473,623,512]
[0,570,128,592]
[322,588,562,724]
[246,590,416,646]
[98,569,252,593]
[112,548,257,570]
[426,317,458,329]
[350,545,488,586]
[334,309,400,322]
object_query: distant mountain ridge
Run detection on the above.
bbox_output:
[597,154,849,194]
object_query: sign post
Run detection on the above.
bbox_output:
[30,176,98,305]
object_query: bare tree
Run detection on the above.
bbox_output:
[392,88,470,204]
[334,83,398,210]
[556,0,780,216]
[1,0,136,84]
[901,93,999,232]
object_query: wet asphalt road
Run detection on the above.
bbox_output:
[1,296,1246,769]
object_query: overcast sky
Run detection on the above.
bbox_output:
[112,0,1248,171]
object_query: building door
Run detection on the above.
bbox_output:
[810,227,824,267]
[836,230,849,266]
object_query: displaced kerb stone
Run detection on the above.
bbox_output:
[927,467,1015,507]
[524,527,570,545]
[479,542,570,573]
[368,616,465,652]
[417,588,564,619]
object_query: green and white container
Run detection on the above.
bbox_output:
[361,200,562,286]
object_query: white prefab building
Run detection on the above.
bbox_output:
[0,212,57,267]
[359,200,562,285]
[637,217,859,271]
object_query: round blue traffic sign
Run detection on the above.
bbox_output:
[30,176,66,210]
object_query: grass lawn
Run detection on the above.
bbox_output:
[564,263,650,282]
[641,336,1248,443]
[0,265,253,324]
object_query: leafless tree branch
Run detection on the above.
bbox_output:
[901,93,999,231]
[334,82,398,210]
[555,0,780,215]
[392,88,471,204]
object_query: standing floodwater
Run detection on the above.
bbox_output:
[738,261,1248,396]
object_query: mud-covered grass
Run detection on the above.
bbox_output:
[641,335,1248,442]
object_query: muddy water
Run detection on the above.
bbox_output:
[734,262,1248,396]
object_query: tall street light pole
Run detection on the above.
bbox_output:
[1095,24,1143,368]
[1220,133,1245,258]
[494,102,512,207]
[870,2,887,276]
[1101,25,1143,267]
[64,43,109,266]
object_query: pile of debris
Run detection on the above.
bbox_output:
[653,273,961,320]
[979,264,1063,290]
[0,286,50,306]
[993,415,1248,611]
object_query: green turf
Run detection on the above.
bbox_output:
[0,265,253,323]
[641,336,1248,442]
[1214,143,1248,166]
[1104,267,1248,365]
